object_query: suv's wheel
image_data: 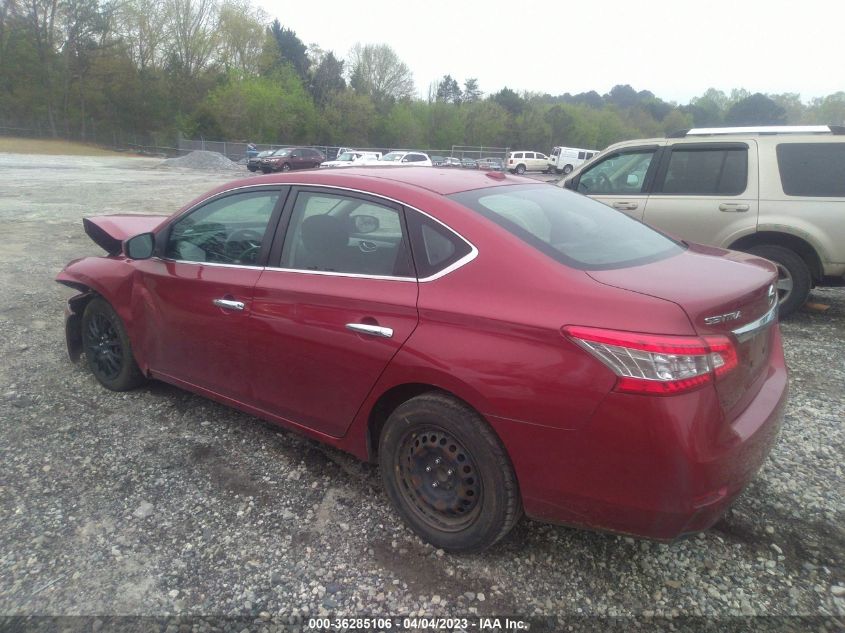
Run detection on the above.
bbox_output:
[515,164,526,175]
[281,163,291,172]
[562,164,574,175]
[554,167,564,175]
[379,392,521,553]
[81,297,146,391]
[746,245,811,317]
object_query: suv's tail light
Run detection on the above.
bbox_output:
[562,326,738,396]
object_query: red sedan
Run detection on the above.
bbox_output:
[57,168,787,552]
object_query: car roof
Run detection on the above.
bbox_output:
[204,167,523,199]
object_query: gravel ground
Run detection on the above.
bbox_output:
[0,152,842,631]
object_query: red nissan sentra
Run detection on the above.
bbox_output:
[57,167,787,552]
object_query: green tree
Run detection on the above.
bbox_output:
[348,42,415,104]
[266,20,308,79]
[317,90,376,146]
[202,68,315,142]
[462,78,481,104]
[435,74,461,104]
[217,0,266,75]
[725,93,787,125]
[491,86,523,115]
[309,51,345,106]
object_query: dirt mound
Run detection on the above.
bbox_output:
[160,150,240,171]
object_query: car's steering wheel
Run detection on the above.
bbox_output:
[224,229,264,263]
[593,173,613,193]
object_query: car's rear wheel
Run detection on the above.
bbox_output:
[81,297,146,391]
[515,164,526,175]
[562,164,574,174]
[247,166,258,172]
[379,392,521,552]
[746,244,811,317]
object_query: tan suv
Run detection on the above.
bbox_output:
[507,150,549,174]
[560,125,845,316]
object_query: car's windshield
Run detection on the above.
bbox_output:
[273,149,291,157]
[381,152,404,161]
[450,185,683,270]
[337,152,356,161]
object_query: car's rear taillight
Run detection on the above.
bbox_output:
[562,326,738,396]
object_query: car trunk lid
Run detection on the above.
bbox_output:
[586,243,779,419]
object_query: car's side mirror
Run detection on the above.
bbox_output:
[563,178,577,191]
[125,232,155,260]
[352,215,380,234]
[401,158,409,163]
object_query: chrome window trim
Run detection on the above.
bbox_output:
[731,304,778,343]
[163,181,479,283]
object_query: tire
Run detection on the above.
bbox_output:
[562,164,574,175]
[281,163,291,172]
[379,392,522,553]
[81,297,146,391]
[746,244,811,317]
[554,167,563,175]
[515,164,526,175]
[247,166,258,172]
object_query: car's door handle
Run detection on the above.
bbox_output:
[345,323,394,338]
[213,298,245,311]
[612,201,638,210]
[719,203,750,212]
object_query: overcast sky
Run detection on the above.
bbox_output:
[258,0,843,104]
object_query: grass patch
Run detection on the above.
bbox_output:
[0,137,138,156]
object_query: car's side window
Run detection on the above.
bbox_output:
[577,149,656,195]
[280,191,413,277]
[405,210,473,279]
[776,143,845,197]
[165,190,279,265]
[658,147,748,195]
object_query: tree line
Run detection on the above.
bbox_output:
[2,0,844,151]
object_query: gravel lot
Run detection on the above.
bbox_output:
[0,152,842,630]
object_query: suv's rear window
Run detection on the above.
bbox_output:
[450,185,683,270]
[776,143,845,197]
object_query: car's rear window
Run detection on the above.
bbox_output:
[450,185,683,270]
[776,142,845,197]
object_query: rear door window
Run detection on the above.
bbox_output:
[656,145,748,195]
[776,143,845,196]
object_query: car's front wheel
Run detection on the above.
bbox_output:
[281,163,291,172]
[81,297,146,391]
[746,245,812,317]
[379,392,522,553]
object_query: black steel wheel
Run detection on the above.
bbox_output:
[81,297,146,391]
[396,426,483,532]
[379,392,521,552]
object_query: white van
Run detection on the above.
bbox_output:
[548,146,599,175]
